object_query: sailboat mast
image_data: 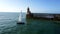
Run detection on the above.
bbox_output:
[27,0,31,7]
[21,10,22,14]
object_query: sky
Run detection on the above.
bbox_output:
[0,0,60,13]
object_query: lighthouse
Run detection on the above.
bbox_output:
[26,7,33,18]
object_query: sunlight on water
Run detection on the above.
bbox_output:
[0,12,60,34]
[0,12,18,34]
[0,12,27,34]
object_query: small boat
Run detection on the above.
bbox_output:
[17,11,26,24]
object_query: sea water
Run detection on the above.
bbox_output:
[0,12,27,34]
[0,12,18,34]
[0,12,60,34]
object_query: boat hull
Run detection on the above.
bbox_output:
[17,22,25,24]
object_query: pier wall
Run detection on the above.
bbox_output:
[26,7,60,21]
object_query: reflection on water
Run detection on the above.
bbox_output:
[0,12,27,34]
[25,19,60,34]
[16,24,27,34]
[0,12,18,34]
[0,21,17,34]
[0,12,60,34]
[0,20,60,34]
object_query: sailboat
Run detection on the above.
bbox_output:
[17,10,26,24]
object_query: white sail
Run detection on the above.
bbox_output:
[17,10,26,24]
[18,15,22,22]
[18,11,22,22]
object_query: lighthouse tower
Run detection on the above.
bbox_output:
[27,7,31,15]
[26,7,33,18]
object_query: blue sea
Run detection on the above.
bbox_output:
[0,12,60,34]
[0,12,19,34]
